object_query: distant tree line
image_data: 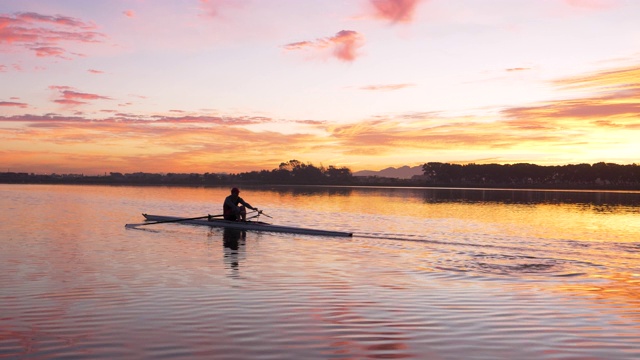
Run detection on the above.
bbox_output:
[1,160,639,190]
[226,159,352,185]
[421,162,640,188]
[0,160,353,186]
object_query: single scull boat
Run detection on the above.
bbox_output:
[140,214,353,237]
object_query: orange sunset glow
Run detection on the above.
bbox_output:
[1,0,639,175]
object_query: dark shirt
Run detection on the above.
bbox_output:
[223,194,253,218]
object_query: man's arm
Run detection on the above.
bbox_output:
[238,197,256,211]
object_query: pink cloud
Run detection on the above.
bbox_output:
[283,30,365,62]
[506,68,531,72]
[54,99,87,105]
[294,119,326,125]
[123,10,135,18]
[0,64,6,72]
[369,0,423,23]
[31,46,66,58]
[88,69,104,74]
[283,41,313,51]
[332,30,364,61]
[48,86,112,106]
[198,0,245,18]
[0,101,28,108]
[60,90,111,101]
[0,114,85,123]
[49,85,73,91]
[359,83,415,91]
[0,12,106,59]
[150,115,272,126]
[15,12,93,28]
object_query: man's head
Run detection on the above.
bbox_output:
[231,187,240,195]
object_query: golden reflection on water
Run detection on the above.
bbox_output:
[252,186,639,241]
[561,272,640,302]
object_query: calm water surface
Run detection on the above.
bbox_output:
[1,184,639,359]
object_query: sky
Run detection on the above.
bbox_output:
[1,0,639,175]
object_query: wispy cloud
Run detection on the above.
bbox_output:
[503,96,640,133]
[122,10,135,18]
[2,60,639,174]
[369,0,424,23]
[0,101,28,108]
[501,66,640,140]
[32,46,66,57]
[0,12,106,59]
[325,63,640,161]
[14,12,90,27]
[198,0,245,18]
[0,113,330,174]
[553,66,640,91]
[283,30,365,62]
[358,83,415,91]
[49,86,112,106]
[326,117,518,156]
[149,115,273,126]
[0,113,274,127]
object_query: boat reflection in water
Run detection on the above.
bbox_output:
[222,228,246,274]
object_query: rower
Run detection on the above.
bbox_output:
[223,187,258,221]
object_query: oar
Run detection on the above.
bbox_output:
[125,214,222,228]
[245,209,272,221]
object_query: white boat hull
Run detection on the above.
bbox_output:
[142,214,353,237]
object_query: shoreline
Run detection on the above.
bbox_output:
[2,179,640,194]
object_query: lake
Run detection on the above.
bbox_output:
[1,184,639,359]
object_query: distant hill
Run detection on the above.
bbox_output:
[353,165,423,179]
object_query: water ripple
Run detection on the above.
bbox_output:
[2,185,640,359]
